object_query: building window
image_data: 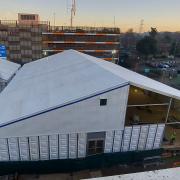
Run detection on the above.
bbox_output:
[21,15,35,20]
[87,139,104,155]
[100,99,107,106]
[87,132,105,156]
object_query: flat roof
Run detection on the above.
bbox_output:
[84,167,180,180]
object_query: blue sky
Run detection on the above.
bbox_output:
[0,0,180,32]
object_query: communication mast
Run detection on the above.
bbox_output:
[70,0,76,27]
[139,19,144,34]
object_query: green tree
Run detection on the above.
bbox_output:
[163,33,172,43]
[149,27,158,39]
[169,41,180,56]
[136,27,158,59]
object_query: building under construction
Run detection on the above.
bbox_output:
[42,26,120,62]
[0,13,120,64]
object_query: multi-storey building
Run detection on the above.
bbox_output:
[0,14,48,64]
[0,14,120,64]
[42,26,120,63]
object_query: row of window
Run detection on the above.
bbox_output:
[20,15,36,20]
[8,45,41,51]
[7,37,42,42]
[45,44,119,50]
[0,31,8,36]
[43,35,119,42]
[8,53,42,60]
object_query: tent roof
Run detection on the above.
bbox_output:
[80,52,180,100]
[0,59,20,81]
[0,50,180,126]
[0,50,127,126]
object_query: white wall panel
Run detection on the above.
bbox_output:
[69,133,77,159]
[104,131,114,153]
[39,135,49,160]
[59,134,68,159]
[145,125,157,150]
[0,87,129,138]
[121,127,132,152]
[19,137,30,161]
[78,133,87,158]
[113,130,123,152]
[119,86,130,127]
[8,137,20,161]
[29,136,39,161]
[0,138,9,161]
[129,126,140,151]
[138,125,149,151]
[153,124,165,149]
[49,134,59,160]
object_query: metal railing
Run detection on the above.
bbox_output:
[0,21,120,34]
[48,26,120,34]
[0,20,49,27]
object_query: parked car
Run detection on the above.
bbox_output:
[158,63,170,68]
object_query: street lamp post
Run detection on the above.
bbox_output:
[43,51,47,57]
[112,50,117,64]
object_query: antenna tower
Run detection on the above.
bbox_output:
[70,0,76,27]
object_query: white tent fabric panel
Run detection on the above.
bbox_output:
[145,124,157,150]
[8,137,20,161]
[0,59,20,81]
[19,137,30,161]
[113,130,123,152]
[138,125,149,151]
[78,133,87,158]
[49,134,59,160]
[0,50,179,130]
[121,127,132,152]
[29,136,39,161]
[69,133,78,159]
[0,125,166,162]
[0,87,128,137]
[153,124,165,149]
[81,51,180,100]
[59,134,68,159]
[39,135,49,160]
[0,50,127,126]
[118,85,129,126]
[0,138,9,161]
[104,131,114,153]
[129,126,141,151]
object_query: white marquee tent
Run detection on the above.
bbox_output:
[0,50,179,162]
